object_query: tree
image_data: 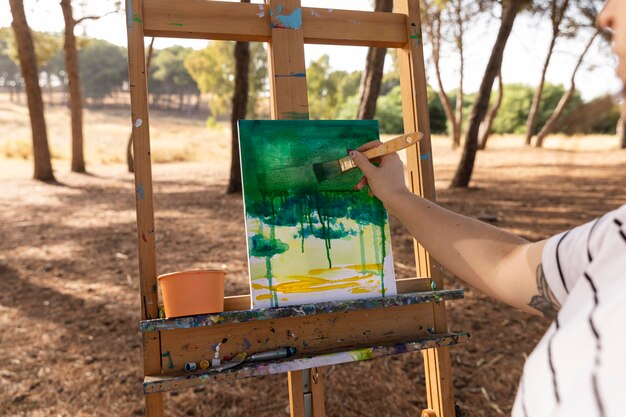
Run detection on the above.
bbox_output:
[375,84,447,134]
[227,0,252,194]
[478,70,503,149]
[0,28,21,100]
[356,0,393,119]
[535,30,598,146]
[60,0,84,172]
[185,40,267,119]
[2,28,63,103]
[59,0,119,173]
[151,45,199,111]
[524,0,570,146]
[451,0,522,188]
[78,39,127,102]
[618,118,626,149]
[9,0,55,181]
[423,0,476,148]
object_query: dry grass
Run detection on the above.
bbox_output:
[2,93,623,170]
[0,94,232,166]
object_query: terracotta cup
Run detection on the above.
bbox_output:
[158,270,225,318]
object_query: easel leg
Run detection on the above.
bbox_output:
[422,346,455,417]
[145,393,164,417]
[288,368,326,417]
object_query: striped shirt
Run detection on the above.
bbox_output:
[512,204,626,417]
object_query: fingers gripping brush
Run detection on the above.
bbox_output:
[312,131,422,183]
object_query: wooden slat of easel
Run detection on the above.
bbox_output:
[126,1,458,416]
[142,0,407,47]
[394,0,455,415]
[126,0,163,416]
[266,1,324,415]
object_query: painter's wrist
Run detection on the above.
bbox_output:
[380,189,413,217]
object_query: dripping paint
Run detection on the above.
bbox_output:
[238,120,397,309]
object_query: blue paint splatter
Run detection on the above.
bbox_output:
[273,6,302,29]
[420,152,431,161]
[243,338,252,349]
[137,184,145,201]
[274,72,306,78]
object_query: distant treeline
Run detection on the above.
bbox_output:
[0,29,619,135]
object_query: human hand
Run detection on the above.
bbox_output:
[349,140,411,213]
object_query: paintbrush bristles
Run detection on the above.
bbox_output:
[312,159,344,184]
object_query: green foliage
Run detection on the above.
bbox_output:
[375,85,403,134]
[374,85,448,134]
[150,46,198,96]
[78,39,127,101]
[2,28,63,68]
[185,41,267,118]
[0,28,19,88]
[559,95,620,135]
[491,83,582,134]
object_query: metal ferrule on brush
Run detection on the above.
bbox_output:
[338,156,356,172]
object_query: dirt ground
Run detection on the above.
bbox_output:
[1,100,625,417]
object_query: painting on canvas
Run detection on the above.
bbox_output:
[238,120,397,309]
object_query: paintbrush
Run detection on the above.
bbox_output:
[255,132,422,193]
[312,131,422,183]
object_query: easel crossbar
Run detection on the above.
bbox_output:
[140,0,407,47]
[144,332,470,394]
[141,290,464,333]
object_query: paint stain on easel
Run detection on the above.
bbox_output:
[132,14,143,24]
[133,118,142,128]
[137,184,145,201]
[243,338,252,349]
[270,5,302,29]
[274,72,306,78]
[256,4,265,18]
[168,22,184,27]
[410,22,423,45]
[161,351,174,369]
[280,111,309,120]
[420,152,430,161]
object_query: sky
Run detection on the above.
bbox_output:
[1,0,622,101]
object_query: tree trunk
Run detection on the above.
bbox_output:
[431,10,459,148]
[450,0,521,188]
[61,0,86,173]
[535,31,598,147]
[227,14,250,194]
[127,37,155,173]
[524,35,557,146]
[524,0,569,146]
[9,0,55,182]
[356,0,393,119]
[478,69,503,150]
[453,0,464,148]
[619,118,626,149]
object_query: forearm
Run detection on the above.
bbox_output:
[386,192,544,313]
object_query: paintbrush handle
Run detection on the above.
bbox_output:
[362,132,422,160]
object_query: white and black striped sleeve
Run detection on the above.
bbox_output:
[541,211,614,305]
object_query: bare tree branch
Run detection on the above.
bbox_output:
[74,9,118,25]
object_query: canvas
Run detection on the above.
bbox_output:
[238,120,397,309]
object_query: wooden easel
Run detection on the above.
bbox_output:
[126,1,469,416]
